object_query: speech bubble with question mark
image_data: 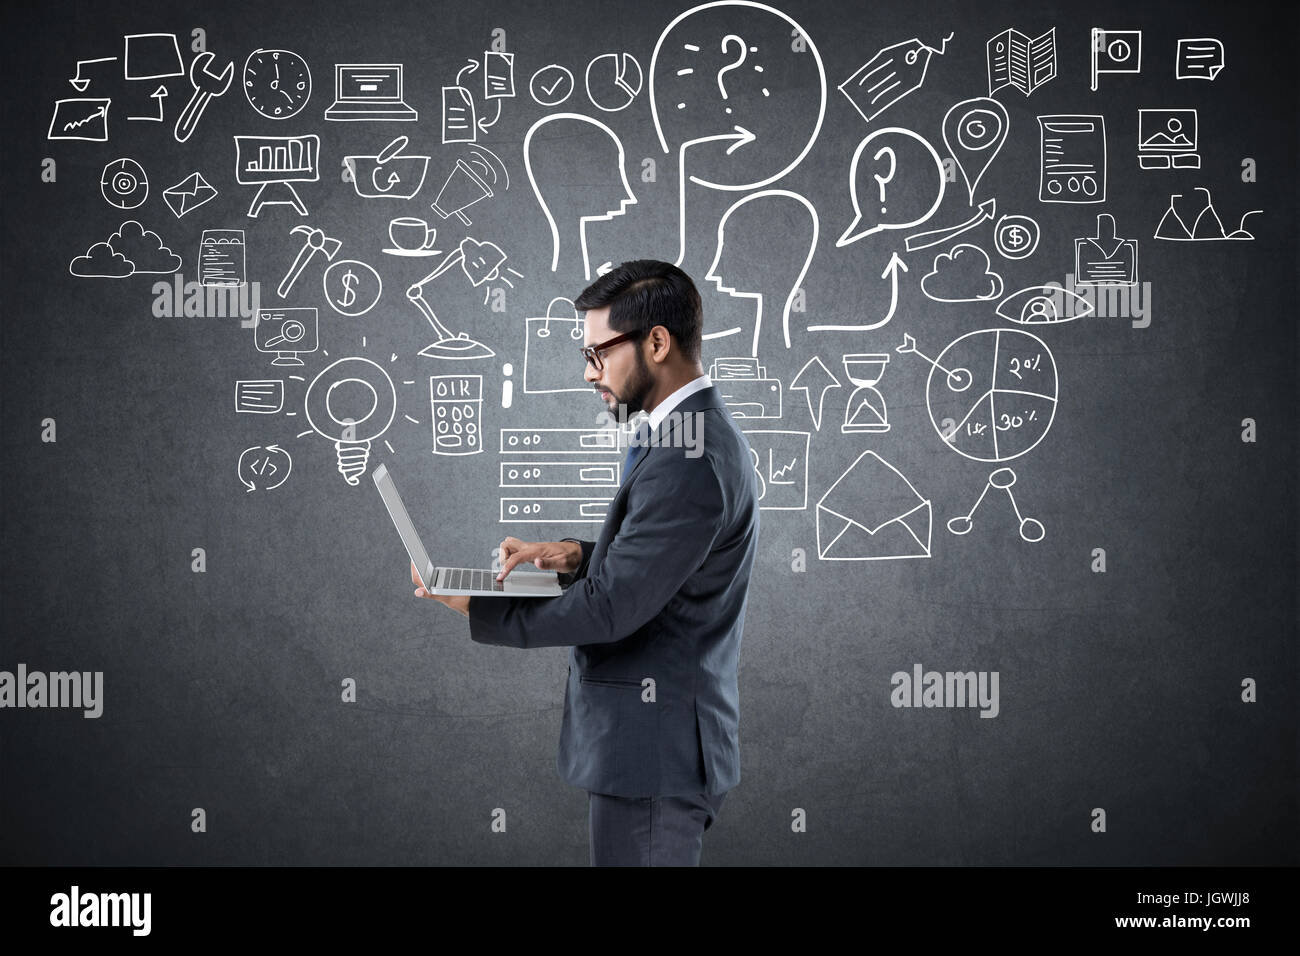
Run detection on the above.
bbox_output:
[837,127,945,247]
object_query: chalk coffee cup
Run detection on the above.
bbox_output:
[388,217,438,252]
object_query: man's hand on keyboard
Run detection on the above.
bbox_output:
[412,561,470,617]
[495,537,582,581]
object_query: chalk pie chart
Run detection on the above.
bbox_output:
[926,328,1057,462]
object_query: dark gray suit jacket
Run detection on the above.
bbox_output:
[467,384,760,797]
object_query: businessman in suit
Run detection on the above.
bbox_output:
[412,260,760,866]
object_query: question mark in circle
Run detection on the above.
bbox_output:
[872,146,897,215]
[717,34,747,115]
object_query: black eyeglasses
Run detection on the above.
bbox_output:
[579,331,640,371]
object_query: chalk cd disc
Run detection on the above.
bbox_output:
[101,158,148,210]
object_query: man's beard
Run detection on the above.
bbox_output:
[600,346,654,422]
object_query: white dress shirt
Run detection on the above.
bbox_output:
[647,373,712,433]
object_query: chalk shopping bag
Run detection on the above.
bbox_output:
[524,297,588,394]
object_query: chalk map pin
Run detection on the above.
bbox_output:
[942,97,1008,205]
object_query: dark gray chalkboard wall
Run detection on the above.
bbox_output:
[2,0,1295,865]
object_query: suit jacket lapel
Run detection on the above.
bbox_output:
[622,385,725,487]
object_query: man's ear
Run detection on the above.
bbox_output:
[649,325,673,363]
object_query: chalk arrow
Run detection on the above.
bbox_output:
[904,198,995,252]
[478,99,502,134]
[806,252,907,334]
[790,356,841,431]
[128,85,168,122]
[70,57,116,92]
[674,126,756,266]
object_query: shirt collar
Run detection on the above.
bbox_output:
[647,373,712,433]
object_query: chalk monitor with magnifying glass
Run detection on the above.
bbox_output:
[373,464,561,597]
[255,307,318,366]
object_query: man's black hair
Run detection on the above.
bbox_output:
[574,260,703,364]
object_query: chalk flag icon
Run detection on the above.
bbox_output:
[1090,28,1142,91]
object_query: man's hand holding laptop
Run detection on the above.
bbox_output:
[412,537,581,614]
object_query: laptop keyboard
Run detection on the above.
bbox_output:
[443,568,505,592]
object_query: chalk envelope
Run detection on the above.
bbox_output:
[816,451,932,560]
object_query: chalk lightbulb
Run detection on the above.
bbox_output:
[304,357,397,485]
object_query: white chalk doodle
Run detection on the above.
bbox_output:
[1154,187,1260,241]
[994,285,1094,325]
[816,451,931,561]
[325,64,417,121]
[431,145,509,226]
[162,171,217,219]
[948,467,1044,542]
[586,52,643,112]
[1038,115,1106,204]
[524,113,635,281]
[323,260,383,316]
[1176,38,1224,80]
[69,220,181,278]
[839,33,953,125]
[993,214,1039,259]
[174,51,233,143]
[238,445,292,493]
[704,189,817,353]
[1138,109,1199,170]
[100,158,148,210]
[1075,214,1137,285]
[48,99,111,141]
[788,356,840,431]
[343,135,428,199]
[921,244,1003,303]
[529,64,575,106]
[243,48,312,120]
[837,127,945,246]
[896,328,1057,463]
[304,356,397,485]
[234,134,320,218]
[1090,28,1142,91]
[987,27,1055,96]
[841,354,890,433]
[943,97,1008,205]
[254,308,318,365]
[742,430,810,510]
[384,217,441,256]
[709,357,783,418]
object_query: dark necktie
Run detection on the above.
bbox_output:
[621,420,652,486]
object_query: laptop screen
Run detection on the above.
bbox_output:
[336,65,402,102]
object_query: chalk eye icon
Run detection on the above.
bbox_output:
[995,286,1094,325]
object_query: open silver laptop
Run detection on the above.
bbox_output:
[373,464,561,597]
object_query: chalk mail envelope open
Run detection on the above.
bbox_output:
[816,450,932,560]
[163,172,218,218]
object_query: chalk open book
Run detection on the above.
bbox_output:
[987,27,1057,96]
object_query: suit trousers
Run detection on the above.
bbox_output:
[587,790,728,866]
